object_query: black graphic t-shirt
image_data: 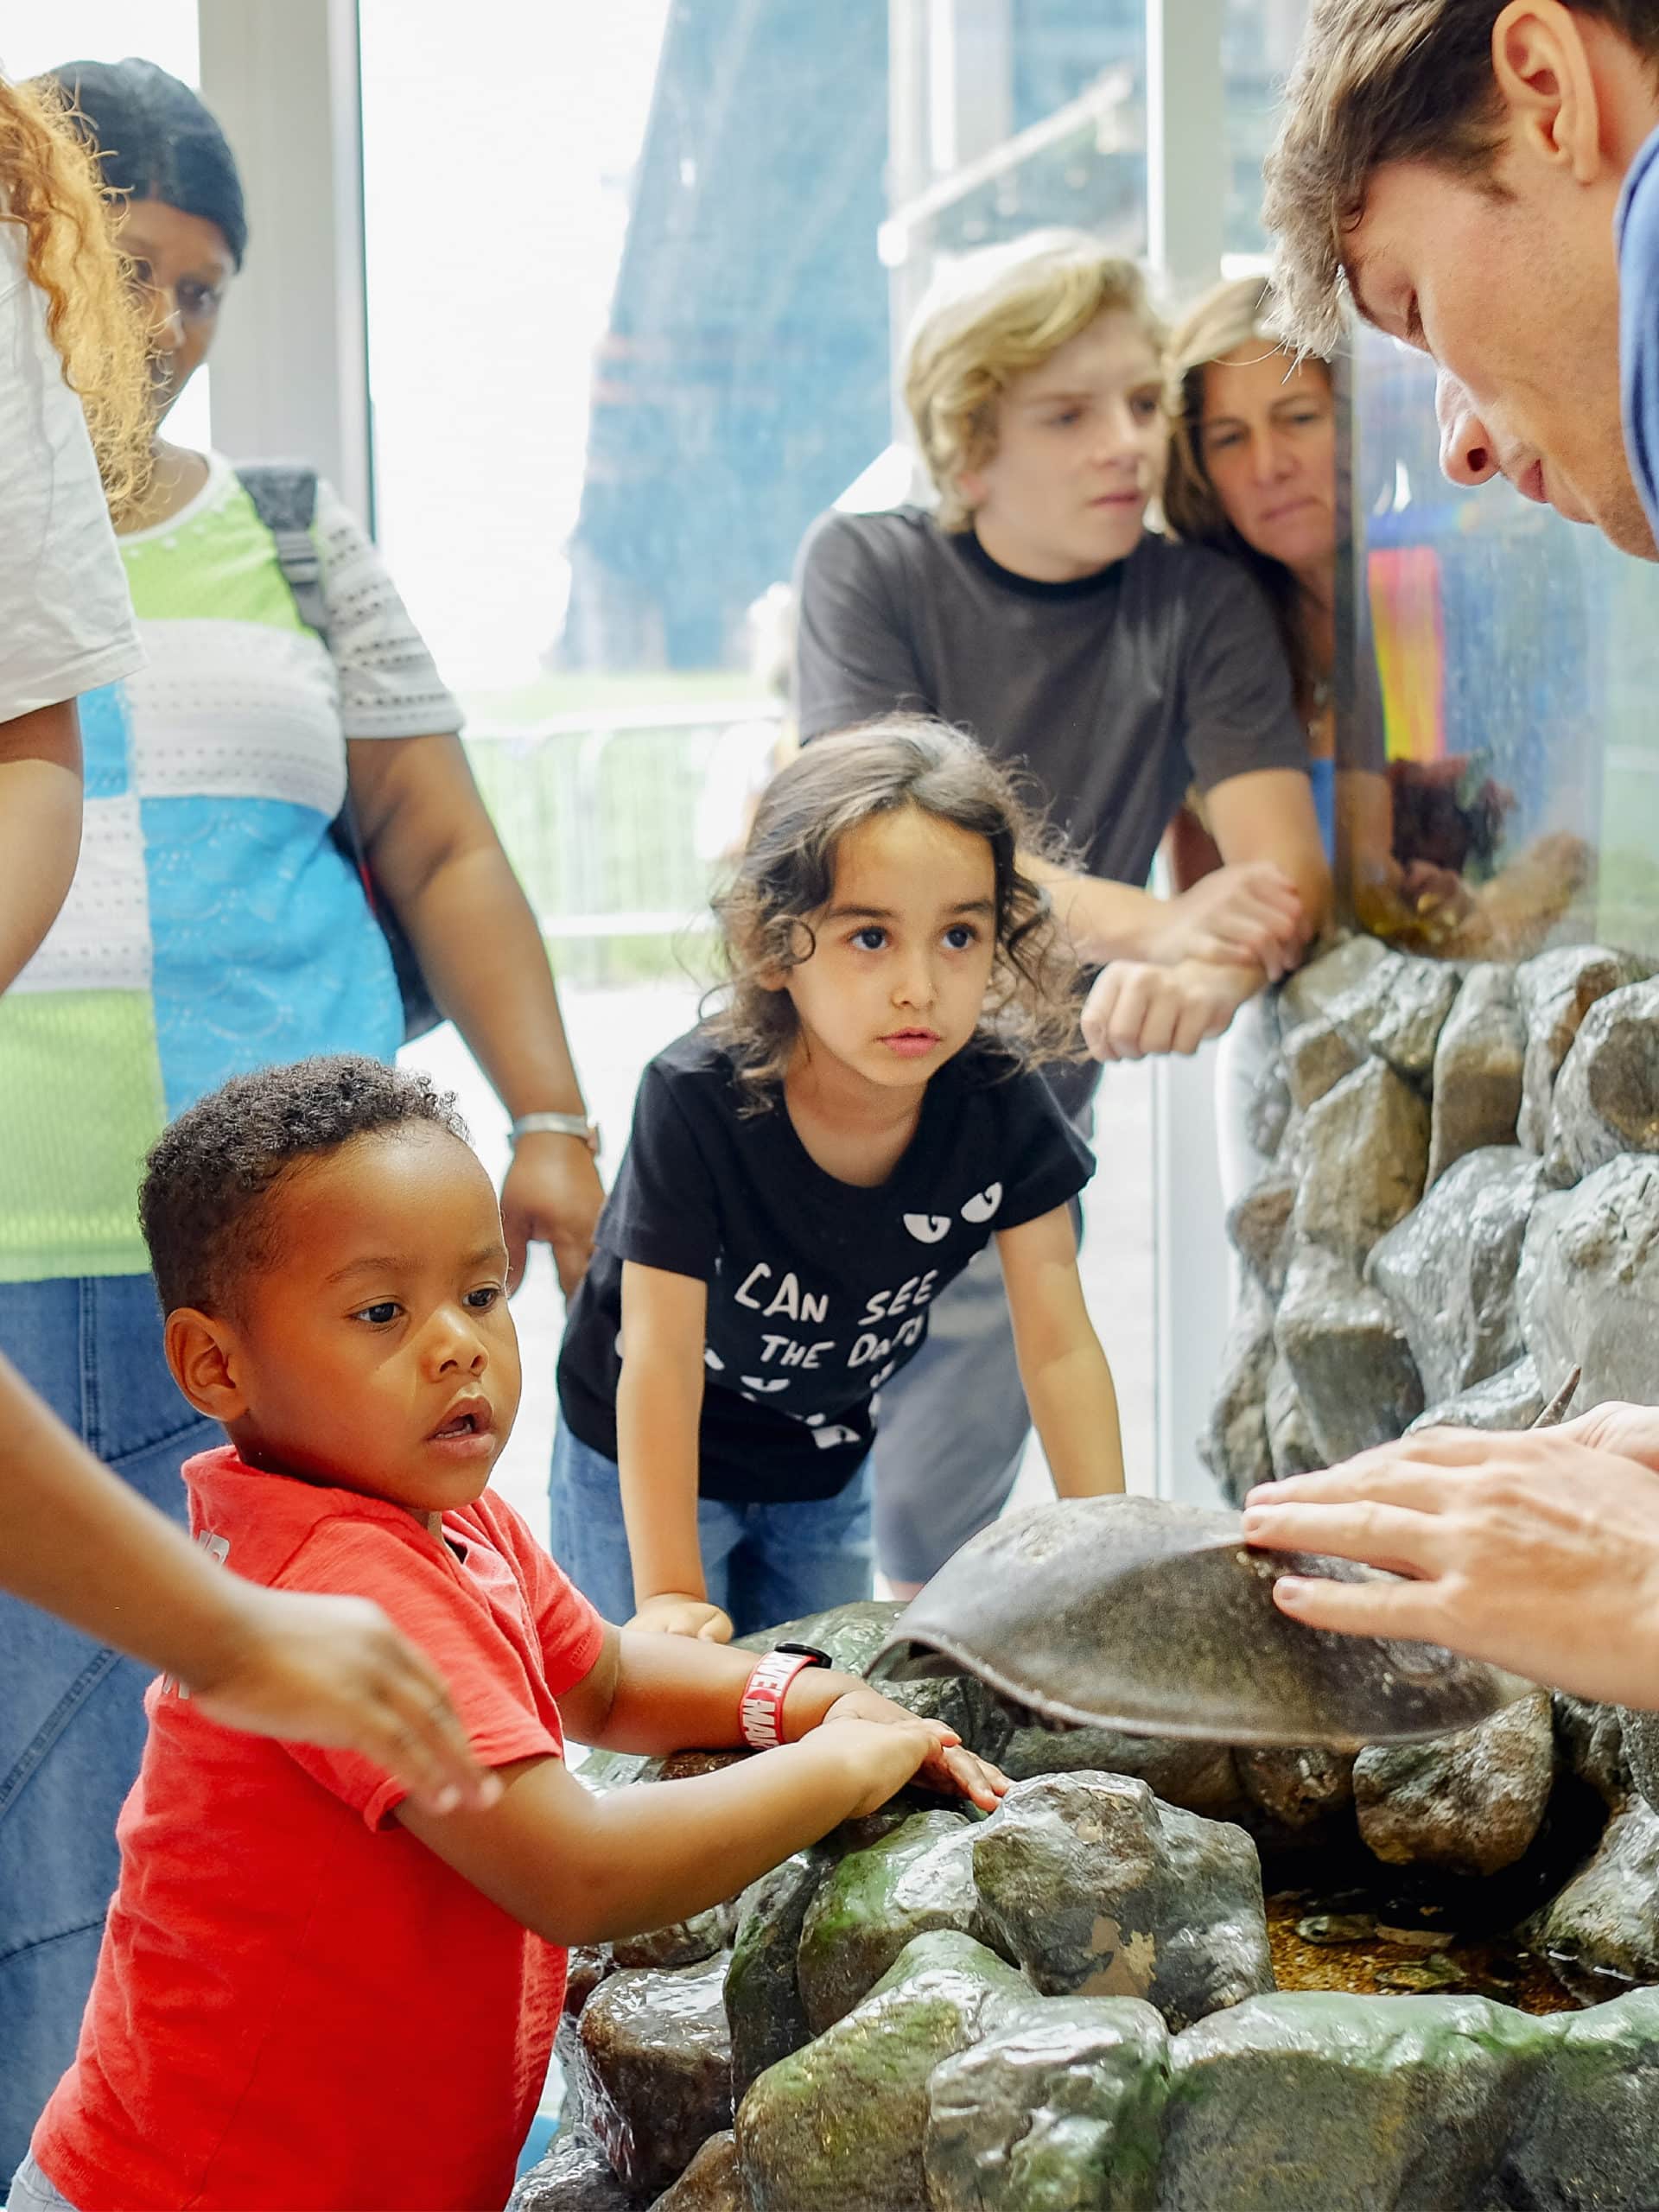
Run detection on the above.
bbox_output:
[556,1028,1095,1502]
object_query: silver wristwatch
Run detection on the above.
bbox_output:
[509,1111,601,1154]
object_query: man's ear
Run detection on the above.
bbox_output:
[1491,2,1605,186]
[164,1307,250,1422]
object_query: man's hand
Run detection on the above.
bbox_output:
[626,1592,735,1643]
[501,1132,605,1300]
[188,1582,503,1816]
[1239,1425,1659,1708]
[1082,957,1254,1061]
[1140,860,1306,977]
[1565,1400,1659,1475]
[820,1687,1008,1812]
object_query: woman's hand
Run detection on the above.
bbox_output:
[501,1130,604,1299]
[626,1592,735,1642]
[819,1686,1009,1812]
[188,1581,502,1815]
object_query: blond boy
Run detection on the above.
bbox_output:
[793,229,1329,1589]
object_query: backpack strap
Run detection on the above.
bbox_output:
[234,463,327,638]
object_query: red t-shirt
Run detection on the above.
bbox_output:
[33,1446,606,2212]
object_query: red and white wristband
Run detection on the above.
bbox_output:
[739,1642,832,1749]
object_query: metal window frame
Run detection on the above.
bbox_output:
[196,0,373,525]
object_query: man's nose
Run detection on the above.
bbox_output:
[1435,369,1501,487]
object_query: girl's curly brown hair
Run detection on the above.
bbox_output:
[708,716,1085,1108]
[1,73,151,521]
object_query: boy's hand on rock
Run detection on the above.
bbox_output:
[626,1594,734,1642]
[824,1713,967,1817]
[821,1687,1009,1812]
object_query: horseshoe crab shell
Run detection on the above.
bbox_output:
[870,1495,1533,1751]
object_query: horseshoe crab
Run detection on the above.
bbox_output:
[870,1494,1534,1751]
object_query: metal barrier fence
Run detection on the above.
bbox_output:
[464,699,786,988]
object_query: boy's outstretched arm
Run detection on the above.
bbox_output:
[0,1356,499,1815]
[998,1206,1127,1497]
[398,1627,1006,1946]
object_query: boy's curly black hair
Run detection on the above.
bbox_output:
[139,1054,469,1318]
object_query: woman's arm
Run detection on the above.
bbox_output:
[0,700,82,992]
[0,1357,497,1812]
[345,733,603,1298]
[997,1206,1126,1498]
[614,1261,732,1639]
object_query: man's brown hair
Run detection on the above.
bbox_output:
[1264,2,1659,353]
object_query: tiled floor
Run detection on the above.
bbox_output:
[404,981,1157,1554]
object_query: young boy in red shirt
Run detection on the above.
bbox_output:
[11,1056,1003,2212]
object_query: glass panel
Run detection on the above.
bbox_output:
[1338,325,1659,963]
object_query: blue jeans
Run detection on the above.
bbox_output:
[0,1276,221,2179]
[549,1421,874,1640]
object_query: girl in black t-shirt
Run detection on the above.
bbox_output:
[552,718,1127,1639]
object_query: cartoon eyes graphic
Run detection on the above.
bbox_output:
[741,1376,790,1393]
[960,1183,1003,1224]
[903,1213,951,1243]
[810,1423,861,1448]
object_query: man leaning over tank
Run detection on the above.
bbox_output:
[1238,0,1659,1713]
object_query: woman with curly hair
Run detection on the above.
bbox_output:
[550,718,1126,1643]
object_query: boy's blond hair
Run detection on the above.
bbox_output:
[1264,1,1659,356]
[903,229,1164,532]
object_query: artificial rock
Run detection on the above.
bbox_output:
[924,1996,1170,2212]
[1407,1354,1545,1435]
[575,1955,734,2199]
[734,1929,1030,2212]
[1365,1145,1543,1405]
[1291,1058,1430,1267]
[1514,944,1649,1151]
[969,1775,1272,2033]
[1531,1796,1659,2002]
[1198,1277,1274,1505]
[1426,962,1524,1185]
[1519,1153,1659,1405]
[1352,1692,1555,1878]
[648,2132,743,2212]
[1543,974,1659,1183]
[1274,1244,1423,1463]
[797,1811,979,2035]
[1156,1992,1552,2212]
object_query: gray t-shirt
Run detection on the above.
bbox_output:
[794,505,1310,889]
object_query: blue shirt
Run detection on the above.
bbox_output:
[1618,123,1659,540]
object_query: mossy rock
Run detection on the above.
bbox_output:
[925,1995,1170,2212]
[1156,1992,1551,2210]
[797,1810,978,2034]
[734,1930,1030,2212]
